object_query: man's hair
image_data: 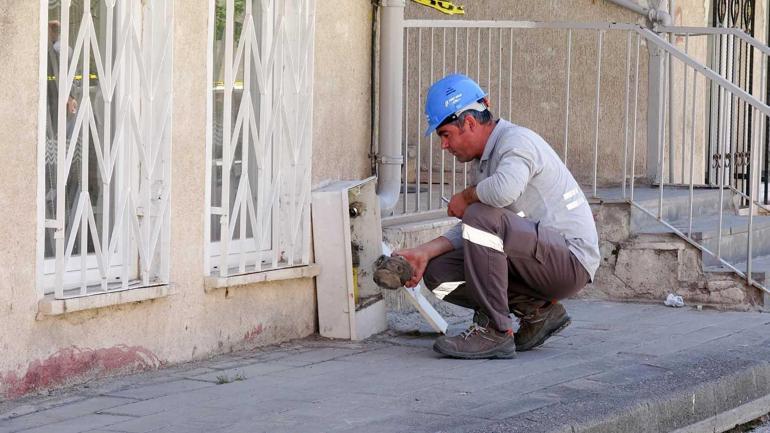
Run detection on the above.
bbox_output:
[454,109,493,128]
[437,99,494,131]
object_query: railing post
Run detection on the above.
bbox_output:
[647,44,666,183]
[377,0,406,216]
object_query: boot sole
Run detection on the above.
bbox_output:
[432,340,517,360]
[517,316,571,352]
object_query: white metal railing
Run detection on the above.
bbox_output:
[204,0,315,278]
[656,25,770,202]
[392,19,770,293]
[38,0,173,299]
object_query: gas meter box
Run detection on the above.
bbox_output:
[311,177,387,340]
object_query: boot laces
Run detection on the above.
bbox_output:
[459,323,488,340]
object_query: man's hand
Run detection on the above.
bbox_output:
[447,186,479,219]
[392,246,430,288]
[393,237,454,288]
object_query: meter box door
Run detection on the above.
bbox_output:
[311,177,387,340]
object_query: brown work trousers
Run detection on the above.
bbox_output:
[423,203,591,332]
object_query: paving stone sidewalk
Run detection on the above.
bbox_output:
[2,300,770,433]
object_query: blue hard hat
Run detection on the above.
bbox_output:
[424,73,488,136]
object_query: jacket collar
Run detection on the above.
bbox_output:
[480,119,509,162]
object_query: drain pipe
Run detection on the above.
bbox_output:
[376,0,405,216]
[606,0,672,26]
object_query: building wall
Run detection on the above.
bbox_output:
[312,1,373,184]
[0,0,371,399]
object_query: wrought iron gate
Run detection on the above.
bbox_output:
[708,0,769,204]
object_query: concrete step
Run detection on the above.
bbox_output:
[633,211,770,265]
[704,253,770,285]
[626,186,736,225]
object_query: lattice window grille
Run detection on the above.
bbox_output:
[39,0,173,298]
[205,0,315,277]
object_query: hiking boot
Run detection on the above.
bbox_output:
[433,320,516,359]
[514,302,571,351]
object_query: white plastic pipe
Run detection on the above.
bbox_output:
[376,0,406,216]
[606,0,672,26]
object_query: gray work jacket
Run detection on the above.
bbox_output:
[442,119,600,281]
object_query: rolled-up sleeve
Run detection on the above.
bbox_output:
[475,139,536,208]
[442,222,464,250]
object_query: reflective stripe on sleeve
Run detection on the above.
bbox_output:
[462,224,505,253]
[566,197,586,210]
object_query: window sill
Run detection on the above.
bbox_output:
[204,264,321,293]
[37,284,171,317]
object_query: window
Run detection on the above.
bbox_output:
[205,0,315,277]
[38,0,173,298]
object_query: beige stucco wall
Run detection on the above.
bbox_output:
[0,0,356,399]
[312,1,373,184]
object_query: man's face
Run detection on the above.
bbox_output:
[437,119,475,163]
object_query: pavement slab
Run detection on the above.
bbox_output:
[2,300,770,433]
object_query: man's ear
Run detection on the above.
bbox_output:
[464,113,478,131]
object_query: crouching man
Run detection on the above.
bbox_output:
[395,74,600,359]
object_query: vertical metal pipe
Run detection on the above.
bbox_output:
[240,1,253,274]
[661,34,676,181]
[416,27,422,211]
[403,28,410,214]
[622,32,632,198]
[717,84,728,259]
[747,106,759,283]
[81,0,93,294]
[681,35,690,183]
[508,28,513,121]
[441,28,446,207]
[452,28,458,195]
[220,0,235,277]
[630,33,641,202]
[429,28,434,209]
[593,31,604,198]
[487,28,492,96]
[564,29,572,165]
[659,52,669,219]
[376,0,405,214]
[103,3,115,285]
[55,0,71,297]
[760,49,768,205]
[688,72,698,238]
[498,28,503,112]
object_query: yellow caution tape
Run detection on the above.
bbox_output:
[47,74,99,81]
[411,0,465,15]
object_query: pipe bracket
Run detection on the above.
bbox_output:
[376,154,405,165]
[380,0,406,6]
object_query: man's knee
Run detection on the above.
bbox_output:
[463,203,503,226]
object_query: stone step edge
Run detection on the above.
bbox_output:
[567,361,770,433]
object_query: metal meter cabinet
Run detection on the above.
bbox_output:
[311,177,388,340]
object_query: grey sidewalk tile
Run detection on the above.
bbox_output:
[619,324,735,357]
[463,394,561,421]
[585,363,670,386]
[269,347,364,366]
[332,412,470,433]
[191,361,293,383]
[169,367,218,379]
[97,411,175,433]
[16,414,133,433]
[32,396,137,422]
[0,412,63,433]
[105,379,216,400]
